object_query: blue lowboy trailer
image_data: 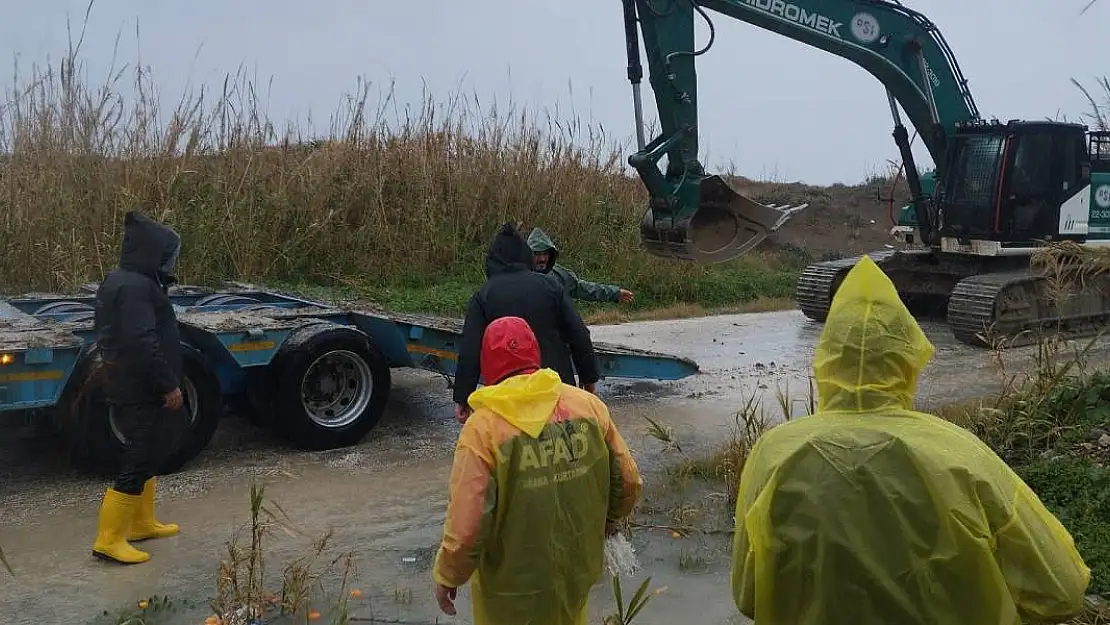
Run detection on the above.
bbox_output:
[0,282,699,474]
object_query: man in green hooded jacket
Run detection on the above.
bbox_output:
[526,227,634,305]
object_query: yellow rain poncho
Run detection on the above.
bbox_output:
[730,255,1090,625]
[433,369,643,625]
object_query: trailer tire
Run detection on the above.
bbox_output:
[55,343,223,476]
[268,325,390,450]
[161,347,223,473]
[243,319,332,426]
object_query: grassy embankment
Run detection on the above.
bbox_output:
[0,43,888,325]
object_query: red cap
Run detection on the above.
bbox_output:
[480,316,541,385]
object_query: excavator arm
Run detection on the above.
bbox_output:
[626,0,980,259]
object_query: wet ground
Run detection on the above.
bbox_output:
[3,310,1110,625]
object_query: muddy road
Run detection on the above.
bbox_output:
[2,310,1108,625]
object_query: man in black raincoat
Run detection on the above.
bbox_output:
[90,211,185,565]
[453,223,600,423]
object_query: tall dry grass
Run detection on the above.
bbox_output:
[1073,76,1110,131]
[0,43,651,291]
[0,24,807,298]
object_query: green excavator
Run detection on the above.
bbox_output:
[621,0,1110,347]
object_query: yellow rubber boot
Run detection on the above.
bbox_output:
[129,477,179,542]
[92,488,150,564]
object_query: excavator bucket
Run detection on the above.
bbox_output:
[639,175,808,263]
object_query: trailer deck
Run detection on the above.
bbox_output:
[0,283,700,474]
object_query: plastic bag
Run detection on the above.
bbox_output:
[603,532,639,578]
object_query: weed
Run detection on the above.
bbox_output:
[213,483,269,621]
[652,383,805,512]
[392,585,413,605]
[643,415,681,453]
[85,595,200,625]
[211,481,358,625]
[1068,598,1110,625]
[602,576,667,625]
[668,502,707,529]
[1071,76,1110,130]
[677,549,709,573]
[957,327,1108,465]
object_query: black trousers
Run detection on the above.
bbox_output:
[112,401,184,495]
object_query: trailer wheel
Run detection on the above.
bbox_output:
[56,344,223,476]
[268,325,391,450]
[156,347,223,473]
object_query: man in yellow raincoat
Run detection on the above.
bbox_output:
[731,255,1091,625]
[432,315,643,625]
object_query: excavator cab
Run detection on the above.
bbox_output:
[937,120,1090,244]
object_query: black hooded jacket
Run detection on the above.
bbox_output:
[94,211,184,405]
[453,223,600,405]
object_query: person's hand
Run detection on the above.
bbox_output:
[435,583,458,616]
[164,387,183,410]
[583,382,597,395]
[618,289,634,304]
[454,404,472,425]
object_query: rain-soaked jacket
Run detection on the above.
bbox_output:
[454,223,600,405]
[527,227,623,303]
[730,255,1090,625]
[434,316,643,625]
[94,211,183,406]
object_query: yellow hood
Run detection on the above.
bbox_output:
[468,368,562,438]
[813,255,935,413]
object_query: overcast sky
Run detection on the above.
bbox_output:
[3,0,1105,185]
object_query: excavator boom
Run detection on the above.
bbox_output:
[625,0,810,262]
[622,0,1110,350]
[625,0,980,260]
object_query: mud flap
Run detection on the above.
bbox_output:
[640,175,808,263]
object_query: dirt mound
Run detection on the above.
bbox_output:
[727,174,913,260]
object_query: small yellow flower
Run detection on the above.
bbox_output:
[671,531,681,539]
[350,589,363,598]
[308,610,322,621]
[138,600,149,609]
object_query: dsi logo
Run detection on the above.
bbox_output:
[1096,184,1110,210]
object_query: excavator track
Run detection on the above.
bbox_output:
[798,248,1110,348]
[947,270,1110,348]
[795,250,898,322]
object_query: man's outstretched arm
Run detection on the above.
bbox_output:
[552,265,624,303]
